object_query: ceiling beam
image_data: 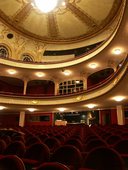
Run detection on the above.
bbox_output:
[67,3,98,28]
[13,3,32,23]
[47,13,59,38]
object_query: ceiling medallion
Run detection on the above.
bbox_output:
[31,0,81,14]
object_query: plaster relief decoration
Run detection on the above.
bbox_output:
[0,0,122,44]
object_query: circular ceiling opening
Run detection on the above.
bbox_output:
[7,33,14,39]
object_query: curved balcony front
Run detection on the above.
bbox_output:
[0,55,127,112]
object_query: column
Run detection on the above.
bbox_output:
[19,111,25,127]
[23,80,28,95]
[83,76,87,90]
[80,72,87,90]
[116,105,125,125]
[54,81,59,95]
[87,111,92,125]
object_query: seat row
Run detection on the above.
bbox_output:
[0,124,128,169]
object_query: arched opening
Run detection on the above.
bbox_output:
[26,80,55,96]
[0,76,24,94]
[87,68,114,89]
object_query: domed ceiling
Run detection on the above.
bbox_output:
[0,0,122,45]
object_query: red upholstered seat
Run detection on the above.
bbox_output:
[44,137,61,153]
[0,155,25,170]
[0,139,7,154]
[4,141,26,157]
[38,134,49,142]
[106,135,121,145]
[1,136,11,146]
[25,136,41,147]
[64,139,83,151]
[84,139,107,152]
[113,139,128,168]
[113,139,128,154]
[83,146,125,170]
[35,162,70,170]
[23,142,50,168]
[51,145,83,170]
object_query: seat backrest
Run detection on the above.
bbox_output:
[44,137,61,153]
[106,135,121,145]
[38,134,49,142]
[0,139,7,154]
[114,139,128,154]
[83,146,125,170]
[24,142,50,162]
[84,139,106,152]
[51,145,83,169]
[121,132,128,139]
[12,135,25,143]
[0,155,25,170]
[25,136,41,146]
[4,141,26,157]
[36,162,70,170]
[64,139,83,151]
[1,136,11,145]
[54,135,66,144]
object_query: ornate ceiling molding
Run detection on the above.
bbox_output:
[47,13,59,38]
[0,0,124,44]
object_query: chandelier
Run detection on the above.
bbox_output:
[32,0,66,13]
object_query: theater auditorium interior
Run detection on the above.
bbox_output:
[0,0,128,169]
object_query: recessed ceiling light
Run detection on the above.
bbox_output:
[112,96,125,102]
[114,49,121,55]
[86,104,96,109]
[62,70,71,76]
[0,106,6,110]
[35,72,45,77]
[58,108,66,112]
[7,69,16,75]
[89,63,98,69]
[27,108,37,112]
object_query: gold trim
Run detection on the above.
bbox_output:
[0,56,127,106]
[0,19,123,69]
